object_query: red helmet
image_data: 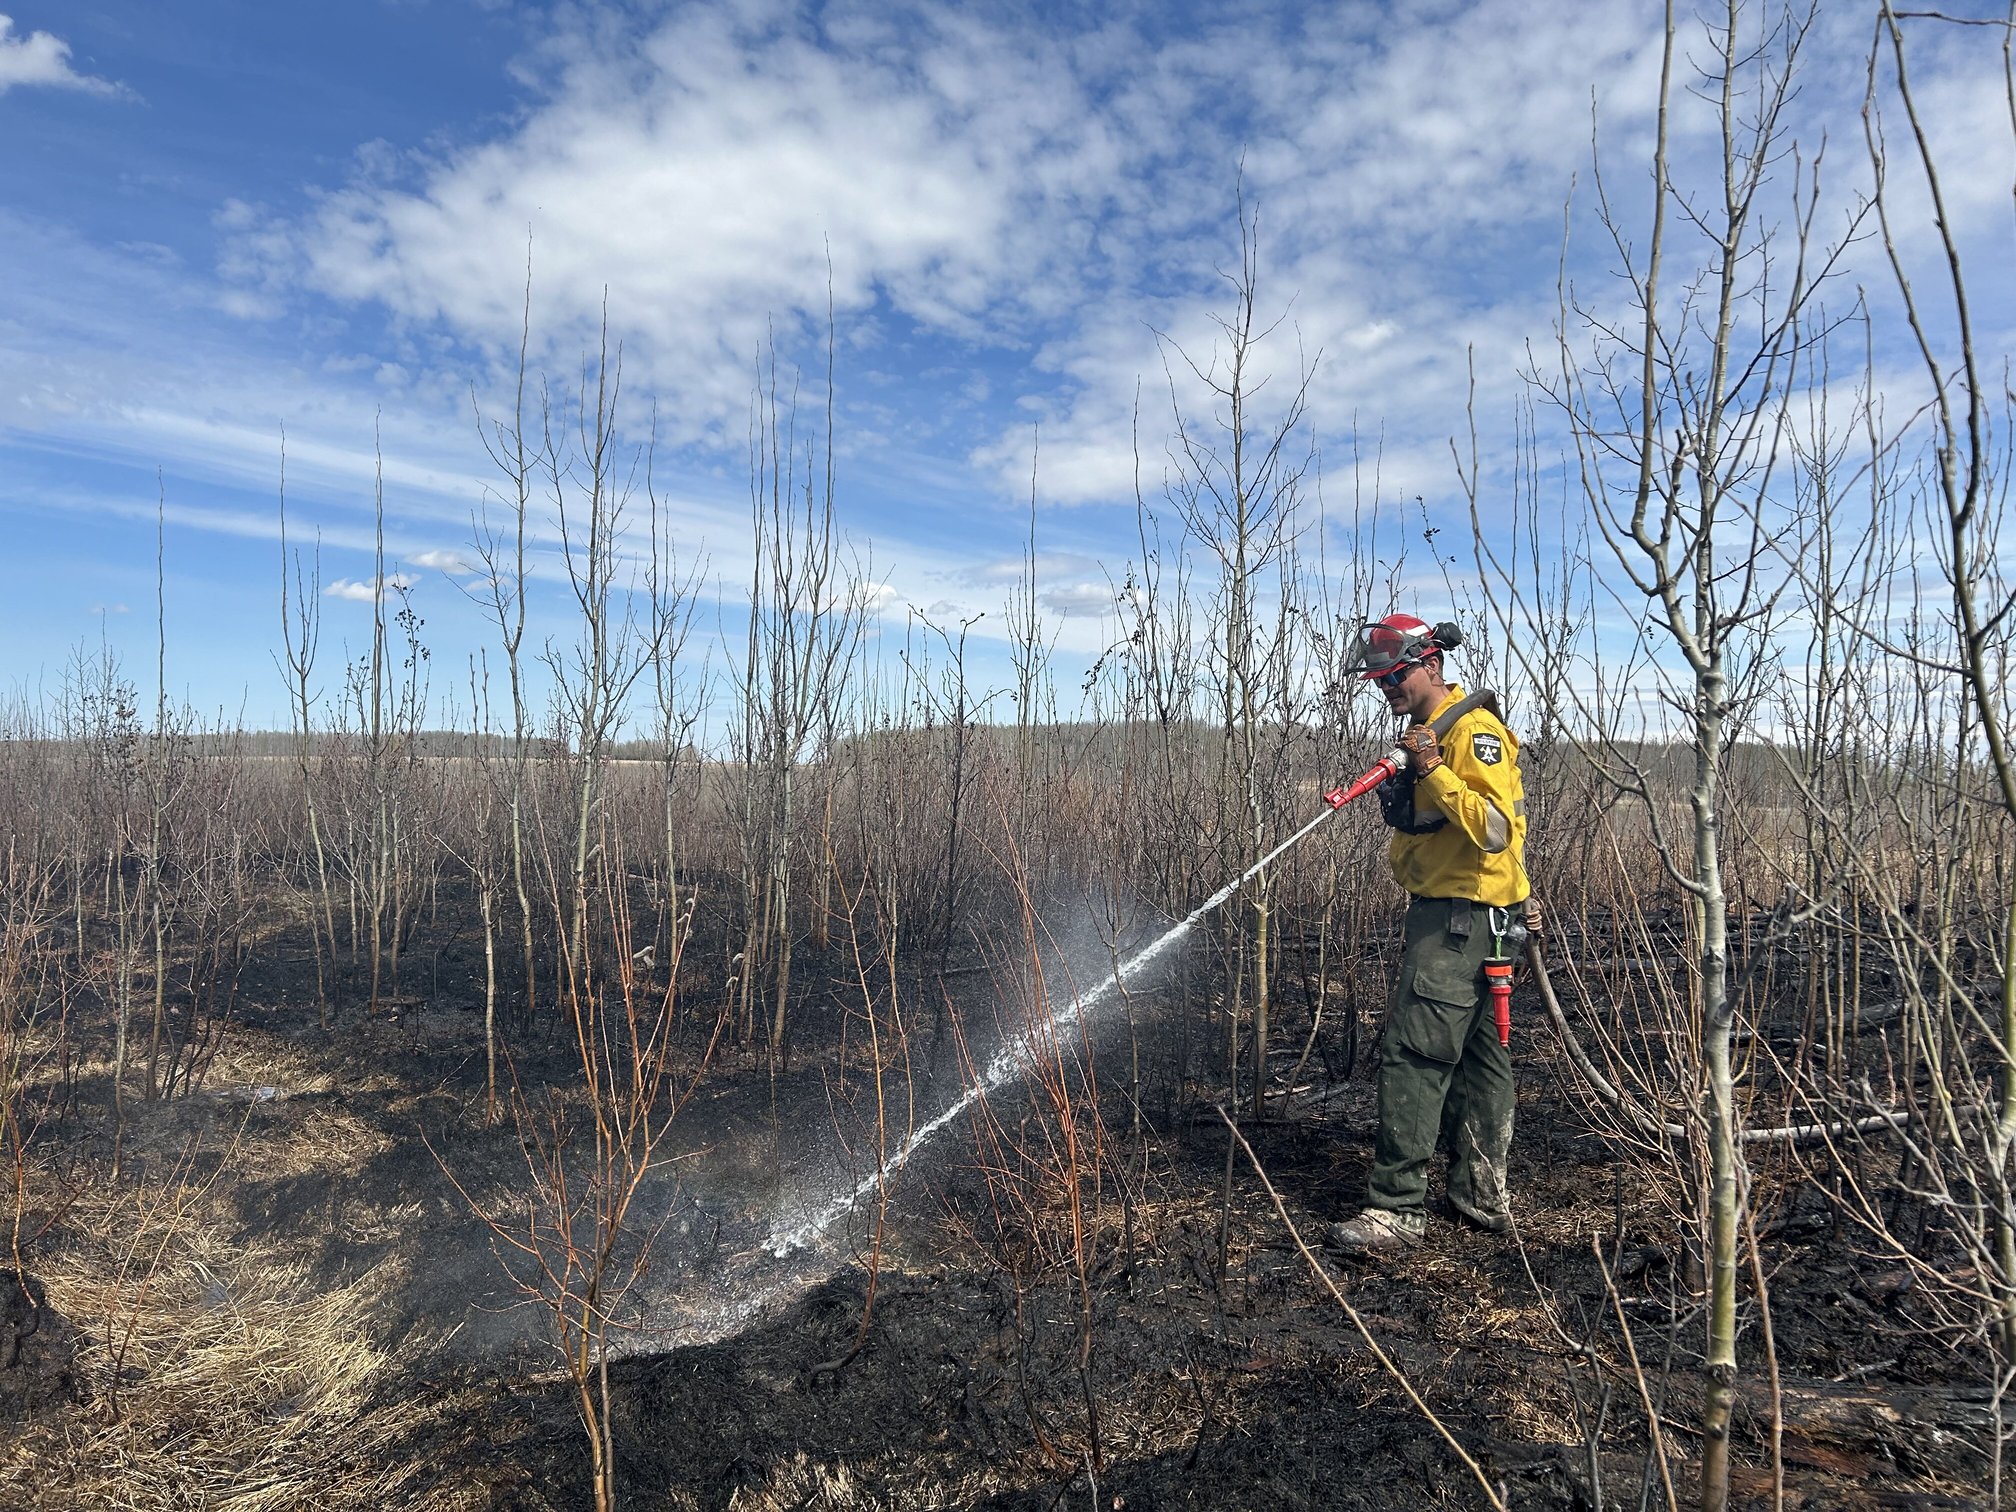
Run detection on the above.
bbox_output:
[1351,613,1455,680]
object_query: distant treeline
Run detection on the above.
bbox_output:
[0,718,1905,788]
[0,728,703,763]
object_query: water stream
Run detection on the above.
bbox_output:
[763,803,1340,1258]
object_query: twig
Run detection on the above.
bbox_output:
[1594,1235,1681,1512]
[1215,1106,1507,1512]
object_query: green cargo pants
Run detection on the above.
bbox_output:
[1367,895,1515,1225]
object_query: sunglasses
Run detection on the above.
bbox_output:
[1372,662,1417,690]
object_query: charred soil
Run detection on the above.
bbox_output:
[0,901,1998,1511]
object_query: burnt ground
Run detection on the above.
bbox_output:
[2,904,2005,1511]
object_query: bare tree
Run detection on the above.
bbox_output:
[1157,189,1317,1121]
[1474,3,1853,1502]
[733,330,867,1063]
[276,436,340,1030]
[471,250,546,1030]
[643,410,708,994]
[541,307,661,1003]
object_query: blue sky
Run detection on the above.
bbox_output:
[1,1,2009,731]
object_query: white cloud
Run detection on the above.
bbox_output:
[6,0,2010,727]
[409,548,479,574]
[1861,19,2016,280]
[956,550,1102,588]
[228,2,1129,446]
[210,0,1970,544]
[0,16,118,96]
[1040,582,1121,618]
[325,574,418,603]
[967,0,1674,511]
[854,581,898,617]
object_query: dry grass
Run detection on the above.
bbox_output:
[723,1449,1003,1512]
[0,1145,439,1510]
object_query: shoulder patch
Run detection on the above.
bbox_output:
[1471,731,1504,766]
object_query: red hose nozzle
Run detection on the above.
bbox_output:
[1484,959,1515,1047]
[1325,749,1406,809]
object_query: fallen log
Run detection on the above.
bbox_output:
[1765,1377,2015,1442]
[1749,1377,2012,1488]
[1530,941,1909,1148]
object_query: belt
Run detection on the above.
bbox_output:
[1409,895,1523,957]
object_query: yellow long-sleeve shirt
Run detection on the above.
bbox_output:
[1388,684,1530,908]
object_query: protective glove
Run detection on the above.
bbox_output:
[1399,723,1442,776]
[1523,896,1544,940]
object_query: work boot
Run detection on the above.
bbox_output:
[1445,1194,1511,1235]
[1323,1208,1425,1256]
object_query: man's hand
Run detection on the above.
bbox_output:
[1515,897,1544,980]
[1399,724,1442,776]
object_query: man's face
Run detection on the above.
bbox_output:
[1375,660,1422,716]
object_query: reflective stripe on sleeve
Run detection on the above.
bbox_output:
[1482,801,1509,854]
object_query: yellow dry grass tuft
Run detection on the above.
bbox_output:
[196,1031,340,1100]
[1,1178,436,1511]
[284,1101,394,1175]
[722,1449,1005,1511]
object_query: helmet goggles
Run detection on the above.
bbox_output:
[1349,614,1458,685]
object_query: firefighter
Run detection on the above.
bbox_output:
[1326,613,1534,1255]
